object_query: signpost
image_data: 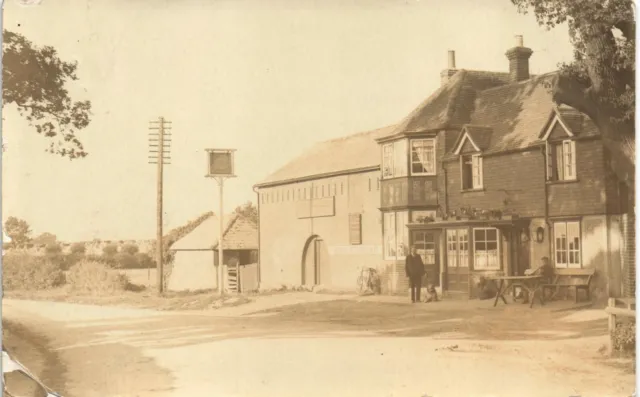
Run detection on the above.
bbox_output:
[205,149,236,296]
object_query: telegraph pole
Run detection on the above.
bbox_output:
[149,117,172,295]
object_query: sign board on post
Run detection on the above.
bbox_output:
[206,149,236,178]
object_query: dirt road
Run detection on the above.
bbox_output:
[2,295,635,397]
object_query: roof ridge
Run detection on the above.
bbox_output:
[322,124,397,144]
[477,71,558,94]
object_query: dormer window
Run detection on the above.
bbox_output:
[461,154,483,190]
[410,138,436,175]
[546,140,576,181]
[381,139,408,179]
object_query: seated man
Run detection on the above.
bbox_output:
[522,256,554,303]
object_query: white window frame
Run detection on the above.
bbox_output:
[472,227,500,270]
[562,140,576,180]
[446,229,469,268]
[410,138,436,176]
[382,140,408,180]
[382,143,394,179]
[383,211,409,260]
[546,139,577,181]
[554,221,581,268]
[461,154,483,190]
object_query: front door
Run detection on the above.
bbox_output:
[413,231,439,286]
[446,229,470,294]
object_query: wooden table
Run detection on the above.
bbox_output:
[487,275,544,308]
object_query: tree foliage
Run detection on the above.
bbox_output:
[102,243,118,257]
[233,201,258,224]
[121,243,139,255]
[4,216,31,248]
[512,0,635,183]
[70,242,86,255]
[33,232,57,246]
[3,30,92,159]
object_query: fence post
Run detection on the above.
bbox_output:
[608,297,617,350]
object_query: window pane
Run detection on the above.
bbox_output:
[474,229,485,241]
[384,213,396,258]
[486,229,497,241]
[394,140,408,177]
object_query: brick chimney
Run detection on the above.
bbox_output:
[505,35,533,82]
[440,50,457,86]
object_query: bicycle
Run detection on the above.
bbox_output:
[357,267,381,295]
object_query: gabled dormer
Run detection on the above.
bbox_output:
[540,107,580,182]
[452,125,492,191]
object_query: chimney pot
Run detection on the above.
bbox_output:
[448,50,456,69]
[515,35,524,47]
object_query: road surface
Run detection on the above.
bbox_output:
[2,295,635,397]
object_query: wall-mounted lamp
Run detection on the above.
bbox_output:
[535,227,545,243]
[520,228,530,243]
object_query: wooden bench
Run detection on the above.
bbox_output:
[541,268,596,303]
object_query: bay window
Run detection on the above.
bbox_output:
[473,228,499,269]
[554,221,581,268]
[381,140,408,179]
[383,211,409,259]
[411,138,436,175]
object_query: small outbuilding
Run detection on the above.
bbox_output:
[167,213,259,292]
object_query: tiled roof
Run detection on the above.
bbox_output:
[388,70,512,136]
[255,124,396,187]
[170,214,257,251]
[256,68,601,186]
[461,74,599,155]
[215,216,258,250]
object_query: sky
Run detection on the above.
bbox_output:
[1,0,575,242]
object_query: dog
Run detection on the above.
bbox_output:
[423,284,438,303]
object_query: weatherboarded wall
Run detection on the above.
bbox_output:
[258,170,403,293]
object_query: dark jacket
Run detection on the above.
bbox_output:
[405,254,425,279]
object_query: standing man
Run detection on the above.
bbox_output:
[406,246,425,303]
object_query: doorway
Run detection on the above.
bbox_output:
[413,230,440,286]
[446,229,470,294]
[302,236,327,286]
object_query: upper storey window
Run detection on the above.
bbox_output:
[381,139,408,179]
[410,138,436,176]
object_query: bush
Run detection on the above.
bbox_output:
[113,252,138,269]
[70,242,86,254]
[102,244,118,256]
[66,260,131,295]
[135,252,155,269]
[612,321,636,354]
[65,253,85,268]
[121,243,139,255]
[2,253,65,291]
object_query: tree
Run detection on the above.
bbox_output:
[511,0,635,188]
[102,243,118,257]
[113,252,137,269]
[44,242,62,255]
[135,252,155,269]
[233,201,258,224]
[121,243,139,255]
[33,232,57,246]
[3,30,92,159]
[4,217,31,248]
[70,242,86,255]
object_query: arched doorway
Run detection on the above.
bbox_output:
[301,235,329,286]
